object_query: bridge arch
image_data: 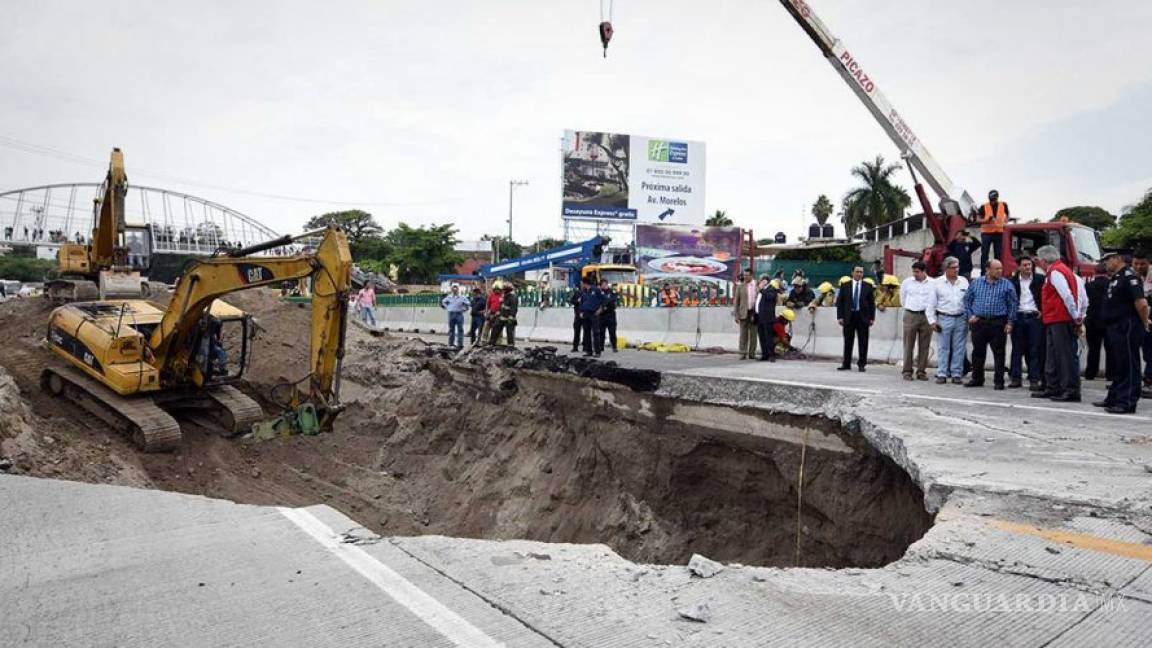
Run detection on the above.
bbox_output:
[0,183,280,255]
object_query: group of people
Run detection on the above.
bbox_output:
[656,282,720,307]
[439,281,519,349]
[570,278,620,356]
[850,246,1151,415]
[732,272,799,361]
[1,226,76,243]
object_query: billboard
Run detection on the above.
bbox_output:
[635,224,741,284]
[561,130,706,224]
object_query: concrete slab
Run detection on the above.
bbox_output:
[4,330,1151,646]
[0,475,555,648]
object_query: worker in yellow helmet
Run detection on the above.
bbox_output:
[808,281,836,312]
[876,273,902,311]
[773,308,796,355]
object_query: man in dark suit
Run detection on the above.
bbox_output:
[1008,256,1046,389]
[755,275,778,362]
[836,265,876,372]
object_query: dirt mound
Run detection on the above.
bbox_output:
[0,293,931,567]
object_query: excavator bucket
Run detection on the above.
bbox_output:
[244,403,322,442]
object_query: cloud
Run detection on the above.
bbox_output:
[0,0,1148,245]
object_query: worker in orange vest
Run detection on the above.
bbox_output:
[978,189,1009,274]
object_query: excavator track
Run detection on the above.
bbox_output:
[40,365,182,452]
[203,385,265,436]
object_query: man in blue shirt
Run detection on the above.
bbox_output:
[963,259,1018,389]
[578,278,605,357]
[440,283,471,349]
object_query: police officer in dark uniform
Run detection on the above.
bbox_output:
[597,279,619,353]
[1094,251,1151,414]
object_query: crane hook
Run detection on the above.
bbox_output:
[599,21,613,58]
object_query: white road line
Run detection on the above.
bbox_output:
[666,370,1152,421]
[278,507,505,648]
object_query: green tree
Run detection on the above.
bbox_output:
[482,235,522,261]
[705,209,733,227]
[384,223,463,284]
[774,245,862,262]
[840,156,912,235]
[0,257,57,281]
[351,236,393,263]
[812,194,834,226]
[1102,188,1152,251]
[1052,206,1115,231]
[304,209,383,245]
[533,237,568,251]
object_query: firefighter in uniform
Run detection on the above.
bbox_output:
[807,281,836,312]
[490,283,519,346]
[876,274,902,311]
[1094,251,1151,414]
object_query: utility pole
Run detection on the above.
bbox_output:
[508,179,528,245]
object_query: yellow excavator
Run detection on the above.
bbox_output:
[46,148,152,302]
[41,224,353,451]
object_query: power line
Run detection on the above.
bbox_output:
[0,134,464,208]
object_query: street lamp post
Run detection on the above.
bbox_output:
[508,179,528,244]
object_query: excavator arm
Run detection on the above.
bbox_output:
[149,224,353,429]
[91,148,128,268]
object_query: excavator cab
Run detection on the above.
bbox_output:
[188,309,251,387]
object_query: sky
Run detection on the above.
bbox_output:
[0,0,1149,246]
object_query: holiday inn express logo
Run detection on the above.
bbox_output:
[647,139,688,164]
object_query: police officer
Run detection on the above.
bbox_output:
[597,279,619,353]
[1094,251,1151,414]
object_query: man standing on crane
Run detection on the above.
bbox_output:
[978,190,1009,272]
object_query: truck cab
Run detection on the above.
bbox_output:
[1001,222,1101,276]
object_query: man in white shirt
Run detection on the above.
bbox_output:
[926,256,970,384]
[900,261,935,380]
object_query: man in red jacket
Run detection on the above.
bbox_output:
[1032,245,1082,402]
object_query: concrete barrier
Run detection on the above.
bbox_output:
[369,305,1089,370]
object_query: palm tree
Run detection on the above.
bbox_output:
[705,209,733,227]
[840,156,911,235]
[811,195,833,226]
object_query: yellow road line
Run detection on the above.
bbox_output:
[990,519,1152,562]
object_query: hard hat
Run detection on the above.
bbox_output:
[781,308,795,322]
[882,275,900,287]
[492,280,503,290]
[839,276,851,285]
[770,279,783,290]
[863,277,876,286]
[817,281,834,293]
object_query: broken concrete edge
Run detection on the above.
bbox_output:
[655,372,947,515]
[655,372,1144,518]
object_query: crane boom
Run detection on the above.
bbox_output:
[778,0,976,217]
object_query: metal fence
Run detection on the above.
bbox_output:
[367,284,740,309]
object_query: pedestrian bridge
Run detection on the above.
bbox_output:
[0,183,281,257]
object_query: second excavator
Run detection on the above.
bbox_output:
[41,224,353,451]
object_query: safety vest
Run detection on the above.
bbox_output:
[980,202,1008,234]
[1041,261,1078,324]
[662,289,679,306]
